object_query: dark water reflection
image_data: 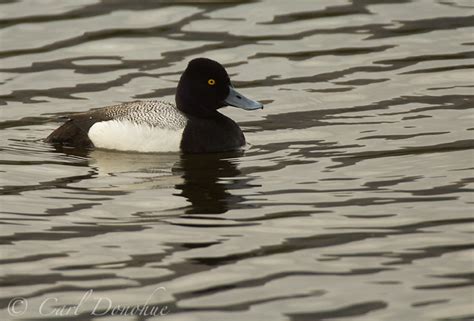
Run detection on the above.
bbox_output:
[1,0,473,320]
[175,151,251,215]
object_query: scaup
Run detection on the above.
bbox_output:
[45,58,263,153]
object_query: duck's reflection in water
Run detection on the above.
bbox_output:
[174,151,251,214]
[51,145,252,214]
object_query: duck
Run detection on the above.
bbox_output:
[45,58,263,153]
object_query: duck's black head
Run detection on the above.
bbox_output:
[176,58,263,118]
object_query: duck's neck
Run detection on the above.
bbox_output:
[179,112,245,153]
[175,91,220,119]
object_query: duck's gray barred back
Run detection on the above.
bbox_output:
[101,100,187,130]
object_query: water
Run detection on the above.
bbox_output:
[1,0,473,320]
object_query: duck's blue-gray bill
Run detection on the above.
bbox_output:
[224,86,263,110]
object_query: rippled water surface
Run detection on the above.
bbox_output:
[1,0,473,320]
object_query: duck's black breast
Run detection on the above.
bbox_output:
[180,113,245,153]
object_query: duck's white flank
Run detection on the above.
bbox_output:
[88,120,184,152]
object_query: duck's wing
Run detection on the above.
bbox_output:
[112,100,187,130]
[45,100,186,148]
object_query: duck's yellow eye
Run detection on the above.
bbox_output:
[208,79,216,86]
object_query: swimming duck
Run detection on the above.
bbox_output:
[45,58,263,153]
